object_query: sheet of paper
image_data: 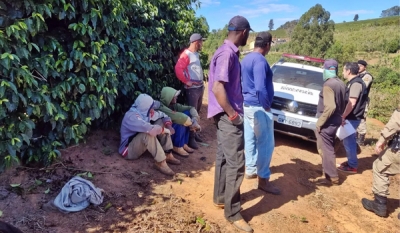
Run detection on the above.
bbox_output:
[336,120,356,140]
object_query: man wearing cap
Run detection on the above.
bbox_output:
[241,31,281,195]
[157,86,201,157]
[338,62,368,174]
[119,94,180,176]
[356,60,374,146]
[311,59,346,185]
[361,103,400,217]
[174,33,206,149]
[208,15,253,232]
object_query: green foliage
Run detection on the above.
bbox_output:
[380,6,400,17]
[354,14,359,22]
[268,19,274,31]
[0,0,208,169]
[325,41,356,65]
[290,4,335,58]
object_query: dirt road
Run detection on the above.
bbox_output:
[0,102,399,232]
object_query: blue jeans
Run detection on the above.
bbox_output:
[343,119,361,168]
[171,110,190,147]
[243,106,275,178]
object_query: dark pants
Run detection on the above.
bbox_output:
[185,86,204,113]
[213,113,245,222]
[316,124,340,178]
[171,110,190,147]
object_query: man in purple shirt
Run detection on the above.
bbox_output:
[208,16,253,233]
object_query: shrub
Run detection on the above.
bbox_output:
[0,0,207,169]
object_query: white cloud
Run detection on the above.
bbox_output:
[332,10,374,17]
[199,0,221,7]
[236,4,296,18]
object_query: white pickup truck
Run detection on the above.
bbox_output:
[270,53,325,142]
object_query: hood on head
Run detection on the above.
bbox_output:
[132,94,154,117]
[160,87,180,106]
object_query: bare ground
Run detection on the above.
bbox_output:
[0,97,399,233]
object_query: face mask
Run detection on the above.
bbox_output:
[323,69,337,81]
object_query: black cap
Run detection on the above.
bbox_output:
[189,33,206,43]
[358,60,367,67]
[255,31,274,44]
[228,16,253,31]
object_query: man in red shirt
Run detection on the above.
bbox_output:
[175,33,206,149]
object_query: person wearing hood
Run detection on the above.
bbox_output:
[119,94,180,176]
[157,87,201,156]
[311,59,346,186]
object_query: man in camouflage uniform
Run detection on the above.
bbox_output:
[356,60,373,146]
[361,104,400,217]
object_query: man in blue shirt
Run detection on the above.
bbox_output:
[241,31,280,195]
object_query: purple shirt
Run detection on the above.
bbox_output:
[207,40,244,118]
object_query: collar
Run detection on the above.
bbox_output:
[224,39,239,56]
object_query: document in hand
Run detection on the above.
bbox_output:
[336,120,356,140]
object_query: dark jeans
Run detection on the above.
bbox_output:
[316,124,340,178]
[213,113,245,222]
[185,86,204,113]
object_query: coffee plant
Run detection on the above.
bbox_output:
[0,0,208,169]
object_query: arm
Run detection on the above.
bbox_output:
[316,86,336,131]
[125,114,162,136]
[212,81,236,117]
[253,58,270,110]
[342,82,362,120]
[342,98,357,119]
[174,52,190,85]
[376,109,400,152]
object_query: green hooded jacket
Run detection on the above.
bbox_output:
[159,87,199,125]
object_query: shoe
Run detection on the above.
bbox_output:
[337,164,357,174]
[195,132,204,142]
[309,175,339,186]
[244,173,257,179]
[188,132,199,149]
[258,177,281,195]
[361,194,387,217]
[154,161,175,176]
[166,153,181,165]
[183,144,194,153]
[232,219,253,233]
[213,203,224,209]
[173,146,189,157]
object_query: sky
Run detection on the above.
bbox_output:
[195,0,399,32]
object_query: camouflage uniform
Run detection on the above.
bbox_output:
[371,106,400,196]
[356,71,373,137]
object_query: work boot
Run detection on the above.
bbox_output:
[154,160,175,176]
[310,174,339,186]
[357,134,366,146]
[361,194,387,217]
[173,146,189,157]
[188,132,198,149]
[183,144,194,153]
[166,153,181,165]
[195,132,204,142]
[258,177,281,195]
[231,219,253,233]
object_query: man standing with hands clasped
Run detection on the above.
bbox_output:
[311,59,346,185]
[175,33,206,149]
[208,16,253,232]
[241,31,280,195]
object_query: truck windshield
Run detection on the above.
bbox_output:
[271,65,324,91]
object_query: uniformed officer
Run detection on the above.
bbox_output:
[361,103,400,217]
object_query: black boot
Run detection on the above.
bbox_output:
[361,194,387,217]
[194,132,204,142]
[357,134,366,146]
[188,132,198,149]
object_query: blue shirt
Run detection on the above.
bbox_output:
[241,52,274,109]
[207,40,243,118]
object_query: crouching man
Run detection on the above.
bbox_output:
[361,104,400,217]
[157,87,201,157]
[119,94,180,176]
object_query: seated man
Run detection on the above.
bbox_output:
[119,93,180,176]
[157,87,201,156]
